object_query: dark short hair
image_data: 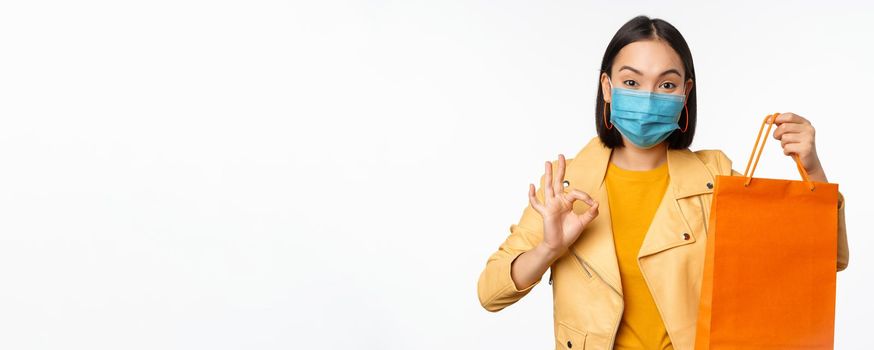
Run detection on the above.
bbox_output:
[596,15,697,149]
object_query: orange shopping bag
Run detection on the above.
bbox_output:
[695,113,840,349]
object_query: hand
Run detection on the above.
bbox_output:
[770,112,828,182]
[528,154,600,255]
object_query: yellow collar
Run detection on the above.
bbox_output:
[570,136,715,199]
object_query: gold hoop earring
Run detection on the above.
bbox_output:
[680,104,689,133]
[604,102,613,130]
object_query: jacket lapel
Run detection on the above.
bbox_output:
[565,137,716,295]
[638,148,716,258]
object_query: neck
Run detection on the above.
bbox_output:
[610,140,668,171]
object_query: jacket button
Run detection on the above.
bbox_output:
[563,180,570,188]
[706,182,713,189]
[682,232,690,240]
[567,340,572,348]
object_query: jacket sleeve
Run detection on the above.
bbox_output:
[729,168,849,272]
[476,159,564,312]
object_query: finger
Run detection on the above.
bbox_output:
[773,112,809,126]
[543,161,554,202]
[773,122,807,140]
[553,154,566,195]
[782,142,810,157]
[566,189,594,206]
[567,189,597,207]
[528,183,543,212]
[577,200,600,226]
[779,133,803,148]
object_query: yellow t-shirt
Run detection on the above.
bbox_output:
[605,159,673,350]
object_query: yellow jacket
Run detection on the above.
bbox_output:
[477,136,849,350]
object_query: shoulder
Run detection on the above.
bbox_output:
[569,136,608,162]
[539,136,604,179]
[550,136,603,167]
[690,148,734,176]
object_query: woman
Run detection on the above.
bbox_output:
[476,15,849,350]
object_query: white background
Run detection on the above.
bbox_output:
[0,1,871,349]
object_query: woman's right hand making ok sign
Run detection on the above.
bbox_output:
[529,154,600,255]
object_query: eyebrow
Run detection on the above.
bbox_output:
[618,65,682,78]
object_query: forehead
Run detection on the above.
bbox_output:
[612,39,685,76]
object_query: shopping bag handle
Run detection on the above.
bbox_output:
[742,113,816,191]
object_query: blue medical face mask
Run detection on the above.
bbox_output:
[607,79,686,149]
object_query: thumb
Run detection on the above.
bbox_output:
[577,200,599,226]
[565,190,599,225]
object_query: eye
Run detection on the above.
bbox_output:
[660,82,677,89]
[623,80,637,87]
